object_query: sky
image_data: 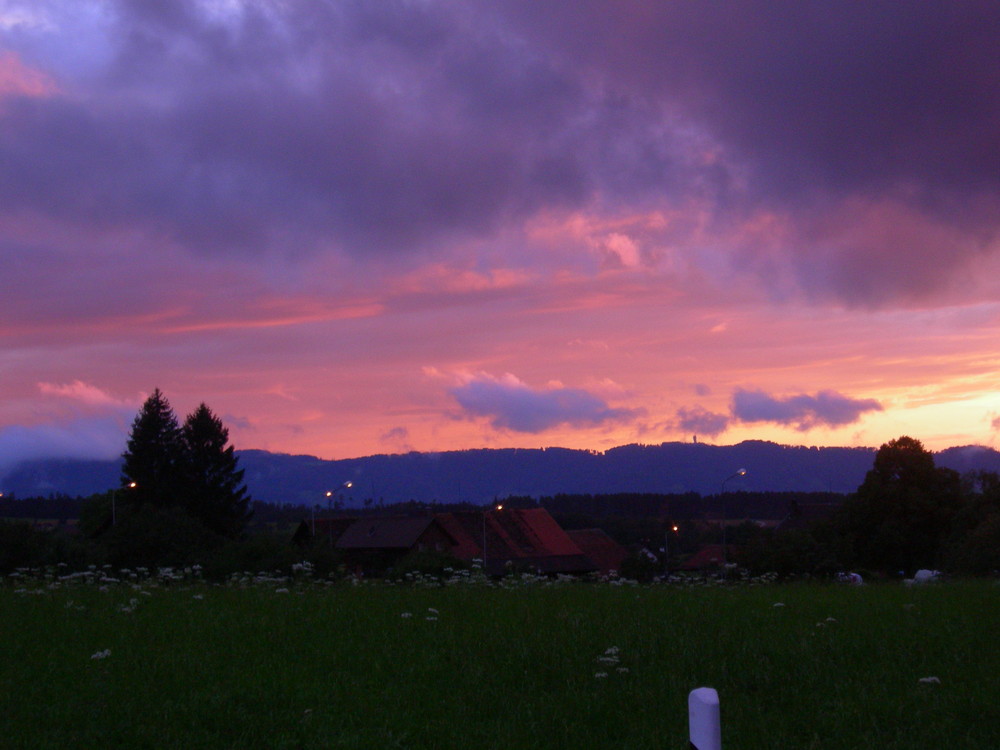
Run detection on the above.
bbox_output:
[2,0,1000,473]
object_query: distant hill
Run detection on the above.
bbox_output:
[3,440,999,506]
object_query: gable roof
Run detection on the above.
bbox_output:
[434,508,595,574]
[680,544,730,570]
[292,517,357,546]
[336,516,439,550]
[566,528,628,574]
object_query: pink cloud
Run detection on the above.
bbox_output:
[37,380,134,408]
[0,51,58,99]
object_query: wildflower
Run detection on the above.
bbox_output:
[825,617,837,623]
[616,667,630,674]
[425,616,438,621]
[773,602,785,608]
[275,588,290,594]
[594,672,608,679]
[193,594,204,600]
[919,676,941,685]
[427,607,439,614]
[90,649,111,660]
[401,612,413,618]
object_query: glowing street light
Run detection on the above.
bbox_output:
[319,481,353,545]
[720,469,746,567]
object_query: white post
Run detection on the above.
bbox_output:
[689,687,722,750]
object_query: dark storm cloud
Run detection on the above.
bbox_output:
[501,0,1000,302]
[450,375,643,433]
[2,1,997,304]
[0,1,613,256]
[731,388,883,431]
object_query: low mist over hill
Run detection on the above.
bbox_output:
[4,441,1000,505]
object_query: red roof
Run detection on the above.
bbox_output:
[434,508,594,574]
[680,544,732,570]
[566,528,628,574]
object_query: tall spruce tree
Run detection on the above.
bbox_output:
[121,388,184,509]
[181,403,252,538]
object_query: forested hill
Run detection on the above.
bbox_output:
[5,441,1000,506]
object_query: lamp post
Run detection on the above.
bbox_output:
[482,503,503,575]
[664,523,679,572]
[112,482,137,526]
[321,482,352,546]
[720,469,746,567]
[325,481,353,512]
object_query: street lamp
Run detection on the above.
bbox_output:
[664,523,680,571]
[720,469,746,567]
[482,503,503,574]
[112,482,137,526]
[321,482,352,546]
[325,481,353,512]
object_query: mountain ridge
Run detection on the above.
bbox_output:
[4,440,1000,506]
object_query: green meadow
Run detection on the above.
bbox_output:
[2,575,999,749]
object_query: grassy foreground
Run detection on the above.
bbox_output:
[2,576,999,749]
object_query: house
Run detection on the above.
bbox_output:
[296,507,600,576]
[291,517,356,547]
[336,516,456,556]
[679,544,730,571]
[434,508,596,575]
[565,528,628,575]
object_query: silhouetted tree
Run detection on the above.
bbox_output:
[121,388,184,509]
[836,436,962,573]
[181,403,252,538]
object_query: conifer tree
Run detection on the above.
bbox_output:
[121,388,184,509]
[181,403,252,538]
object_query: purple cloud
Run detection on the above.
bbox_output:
[731,388,883,431]
[450,374,643,433]
[3,1,998,308]
[674,406,730,438]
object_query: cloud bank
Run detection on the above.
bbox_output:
[450,373,643,433]
[1,1,997,305]
[673,388,883,437]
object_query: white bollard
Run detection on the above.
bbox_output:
[689,687,722,750]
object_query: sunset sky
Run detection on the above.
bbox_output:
[2,1,1000,474]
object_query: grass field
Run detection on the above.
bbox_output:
[2,571,999,749]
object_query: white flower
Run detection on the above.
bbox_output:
[401,612,413,618]
[594,672,608,678]
[825,617,837,623]
[193,594,204,600]
[275,588,290,594]
[425,616,438,621]
[773,602,785,607]
[90,649,111,660]
[427,607,439,614]
[919,676,941,684]
[616,667,629,674]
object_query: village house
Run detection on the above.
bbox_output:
[295,507,622,576]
